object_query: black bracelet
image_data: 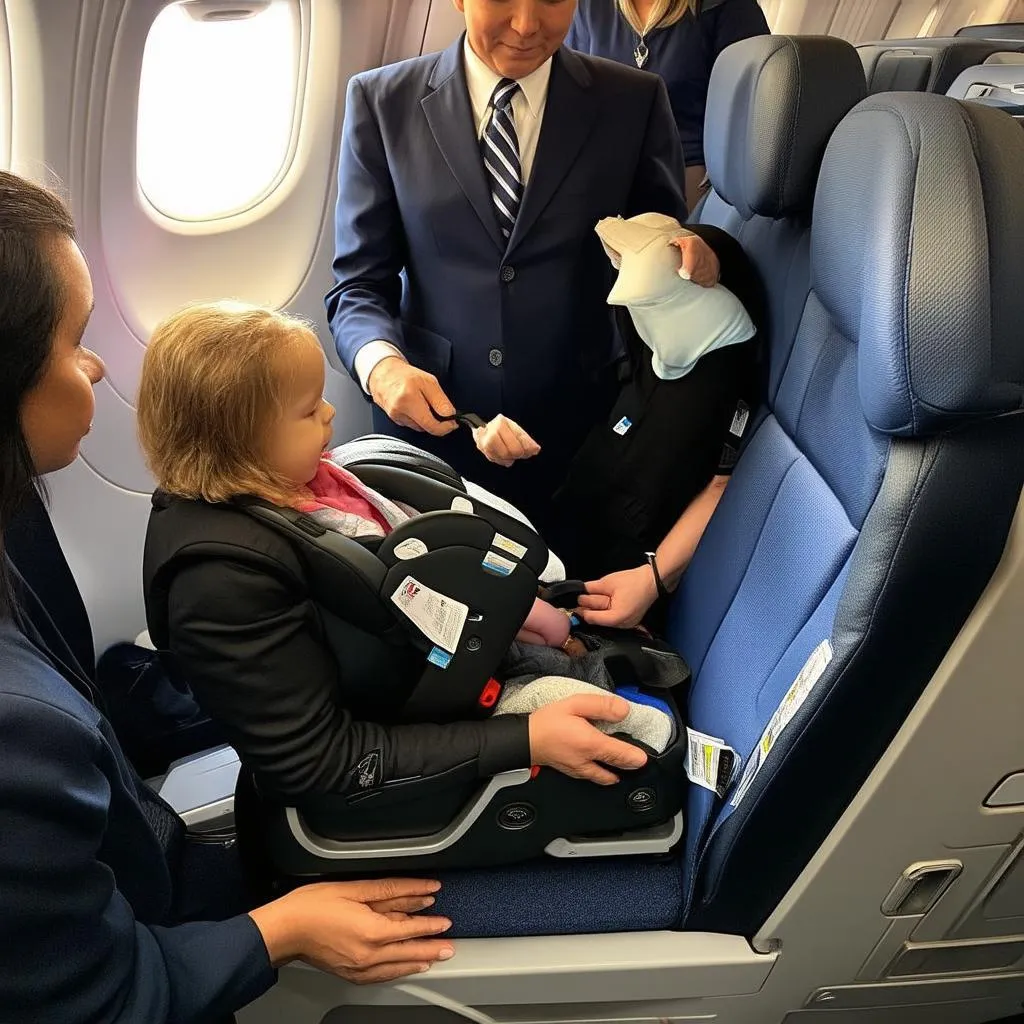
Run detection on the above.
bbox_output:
[645,551,669,599]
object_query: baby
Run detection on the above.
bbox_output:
[136,302,673,752]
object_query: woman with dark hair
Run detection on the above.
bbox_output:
[0,170,456,1022]
[567,0,770,212]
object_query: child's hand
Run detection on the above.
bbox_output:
[471,415,540,467]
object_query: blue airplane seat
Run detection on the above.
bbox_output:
[431,93,1024,939]
[693,34,866,403]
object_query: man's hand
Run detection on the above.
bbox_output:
[368,357,458,436]
[471,414,541,467]
[528,694,648,785]
[670,234,720,288]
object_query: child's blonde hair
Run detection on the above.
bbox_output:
[137,300,318,505]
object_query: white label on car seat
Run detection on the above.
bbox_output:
[391,576,469,654]
[482,550,517,576]
[613,416,633,436]
[451,496,474,514]
[685,727,739,797]
[731,638,834,807]
[492,532,527,560]
[729,402,750,439]
[393,537,428,561]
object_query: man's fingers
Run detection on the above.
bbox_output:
[561,693,631,723]
[409,392,455,436]
[421,378,456,419]
[572,761,620,786]
[594,734,648,771]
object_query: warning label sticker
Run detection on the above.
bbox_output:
[391,576,469,654]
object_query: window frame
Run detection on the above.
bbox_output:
[134,0,310,226]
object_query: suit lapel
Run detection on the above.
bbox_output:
[508,47,598,253]
[422,37,504,252]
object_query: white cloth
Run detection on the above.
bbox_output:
[595,212,757,379]
[494,676,674,754]
[354,41,554,393]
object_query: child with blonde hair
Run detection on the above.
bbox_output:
[137,301,671,812]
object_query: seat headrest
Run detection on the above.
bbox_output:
[812,93,1024,435]
[704,35,866,220]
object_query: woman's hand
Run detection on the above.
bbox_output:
[529,694,648,785]
[472,414,541,467]
[577,566,659,630]
[249,878,455,984]
[671,234,720,288]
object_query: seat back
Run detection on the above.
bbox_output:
[984,51,1024,64]
[671,93,1024,932]
[858,38,1023,95]
[947,63,1024,121]
[957,22,1024,42]
[695,35,865,404]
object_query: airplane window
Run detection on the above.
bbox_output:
[136,0,300,222]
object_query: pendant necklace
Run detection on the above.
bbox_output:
[633,8,656,68]
[634,34,649,68]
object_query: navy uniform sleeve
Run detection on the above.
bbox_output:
[626,76,689,222]
[707,0,770,62]
[325,74,407,376]
[0,692,275,1023]
[166,557,531,800]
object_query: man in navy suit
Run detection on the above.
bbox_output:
[326,0,720,528]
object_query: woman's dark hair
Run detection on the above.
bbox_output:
[0,171,77,613]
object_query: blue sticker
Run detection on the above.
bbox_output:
[482,550,516,576]
[428,646,452,669]
[613,416,632,436]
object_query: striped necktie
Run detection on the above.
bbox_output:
[481,77,523,243]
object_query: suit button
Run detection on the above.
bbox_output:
[489,348,503,367]
[500,265,516,283]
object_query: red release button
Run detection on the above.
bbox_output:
[478,679,502,708]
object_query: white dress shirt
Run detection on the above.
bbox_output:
[353,40,554,394]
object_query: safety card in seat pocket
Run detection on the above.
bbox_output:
[391,576,469,654]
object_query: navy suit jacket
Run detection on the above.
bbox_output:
[326,37,689,508]
[0,575,275,1022]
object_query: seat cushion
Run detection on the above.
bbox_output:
[434,857,682,938]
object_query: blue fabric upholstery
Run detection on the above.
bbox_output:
[704,36,867,222]
[696,36,865,402]
[813,96,1024,435]
[680,95,1024,933]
